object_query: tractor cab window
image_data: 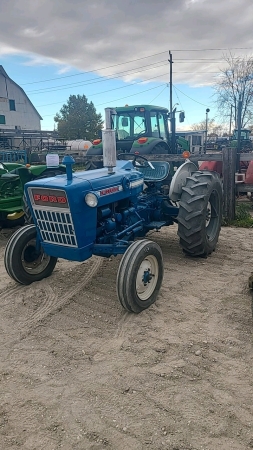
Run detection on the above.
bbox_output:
[158,113,166,139]
[133,115,146,136]
[113,112,146,140]
[114,115,130,140]
[150,112,159,138]
[241,130,249,140]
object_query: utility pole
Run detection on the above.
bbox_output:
[169,51,173,116]
[169,51,176,153]
[236,95,242,172]
[205,108,210,154]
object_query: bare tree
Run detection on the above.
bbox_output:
[214,53,253,128]
[191,118,227,136]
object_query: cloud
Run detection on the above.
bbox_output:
[0,0,253,86]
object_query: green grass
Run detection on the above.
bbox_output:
[222,201,253,228]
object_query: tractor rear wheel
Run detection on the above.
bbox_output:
[177,171,222,257]
[150,144,168,155]
[84,159,103,170]
[116,239,163,313]
[4,225,57,285]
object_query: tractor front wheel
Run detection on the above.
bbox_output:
[4,225,57,285]
[116,240,163,313]
[177,171,222,257]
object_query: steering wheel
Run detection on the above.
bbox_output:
[118,153,153,169]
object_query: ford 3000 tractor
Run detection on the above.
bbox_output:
[4,109,223,313]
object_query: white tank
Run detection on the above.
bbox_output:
[65,140,92,155]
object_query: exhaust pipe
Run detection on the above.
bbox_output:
[103,108,116,174]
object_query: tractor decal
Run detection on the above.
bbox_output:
[95,179,143,197]
[100,186,120,196]
[30,188,69,208]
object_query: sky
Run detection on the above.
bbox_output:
[1,0,253,132]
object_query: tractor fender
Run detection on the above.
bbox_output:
[86,143,103,155]
[28,164,66,177]
[169,159,198,202]
[199,161,223,176]
[130,138,169,155]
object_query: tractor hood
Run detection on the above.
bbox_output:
[25,159,144,218]
[24,160,144,262]
[25,160,143,198]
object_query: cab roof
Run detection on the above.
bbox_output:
[115,105,169,114]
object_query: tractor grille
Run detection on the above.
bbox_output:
[33,209,77,247]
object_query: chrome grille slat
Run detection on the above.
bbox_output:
[34,208,77,247]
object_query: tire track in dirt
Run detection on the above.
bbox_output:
[114,311,132,340]
[23,256,103,327]
[0,284,27,302]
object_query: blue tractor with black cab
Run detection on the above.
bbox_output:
[4,109,223,313]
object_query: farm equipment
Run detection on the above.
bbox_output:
[85,105,189,169]
[4,108,223,313]
[200,128,253,175]
[0,161,66,227]
[230,129,252,152]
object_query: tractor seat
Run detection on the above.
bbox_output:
[136,161,170,182]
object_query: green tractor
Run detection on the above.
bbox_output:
[85,104,189,169]
[230,128,252,152]
[0,161,66,227]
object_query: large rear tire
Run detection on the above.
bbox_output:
[150,144,168,155]
[84,159,103,171]
[4,225,57,285]
[177,171,222,257]
[116,240,164,313]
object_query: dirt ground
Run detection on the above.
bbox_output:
[0,225,252,450]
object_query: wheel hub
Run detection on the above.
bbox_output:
[136,255,159,301]
[142,268,153,285]
[21,238,51,274]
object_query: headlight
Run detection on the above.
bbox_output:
[85,193,98,207]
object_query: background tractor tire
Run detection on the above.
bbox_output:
[150,144,169,155]
[177,170,222,257]
[84,160,103,171]
[2,216,25,228]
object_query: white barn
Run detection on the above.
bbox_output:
[0,66,42,130]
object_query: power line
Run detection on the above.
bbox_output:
[34,72,168,111]
[21,50,169,85]
[148,85,168,104]
[172,47,253,51]
[173,85,191,128]
[30,64,221,95]
[27,61,168,94]
[42,84,167,117]
[21,47,253,87]
[173,85,210,107]
[172,61,225,63]
[174,58,226,61]
[35,71,218,109]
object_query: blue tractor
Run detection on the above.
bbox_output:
[4,109,223,313]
